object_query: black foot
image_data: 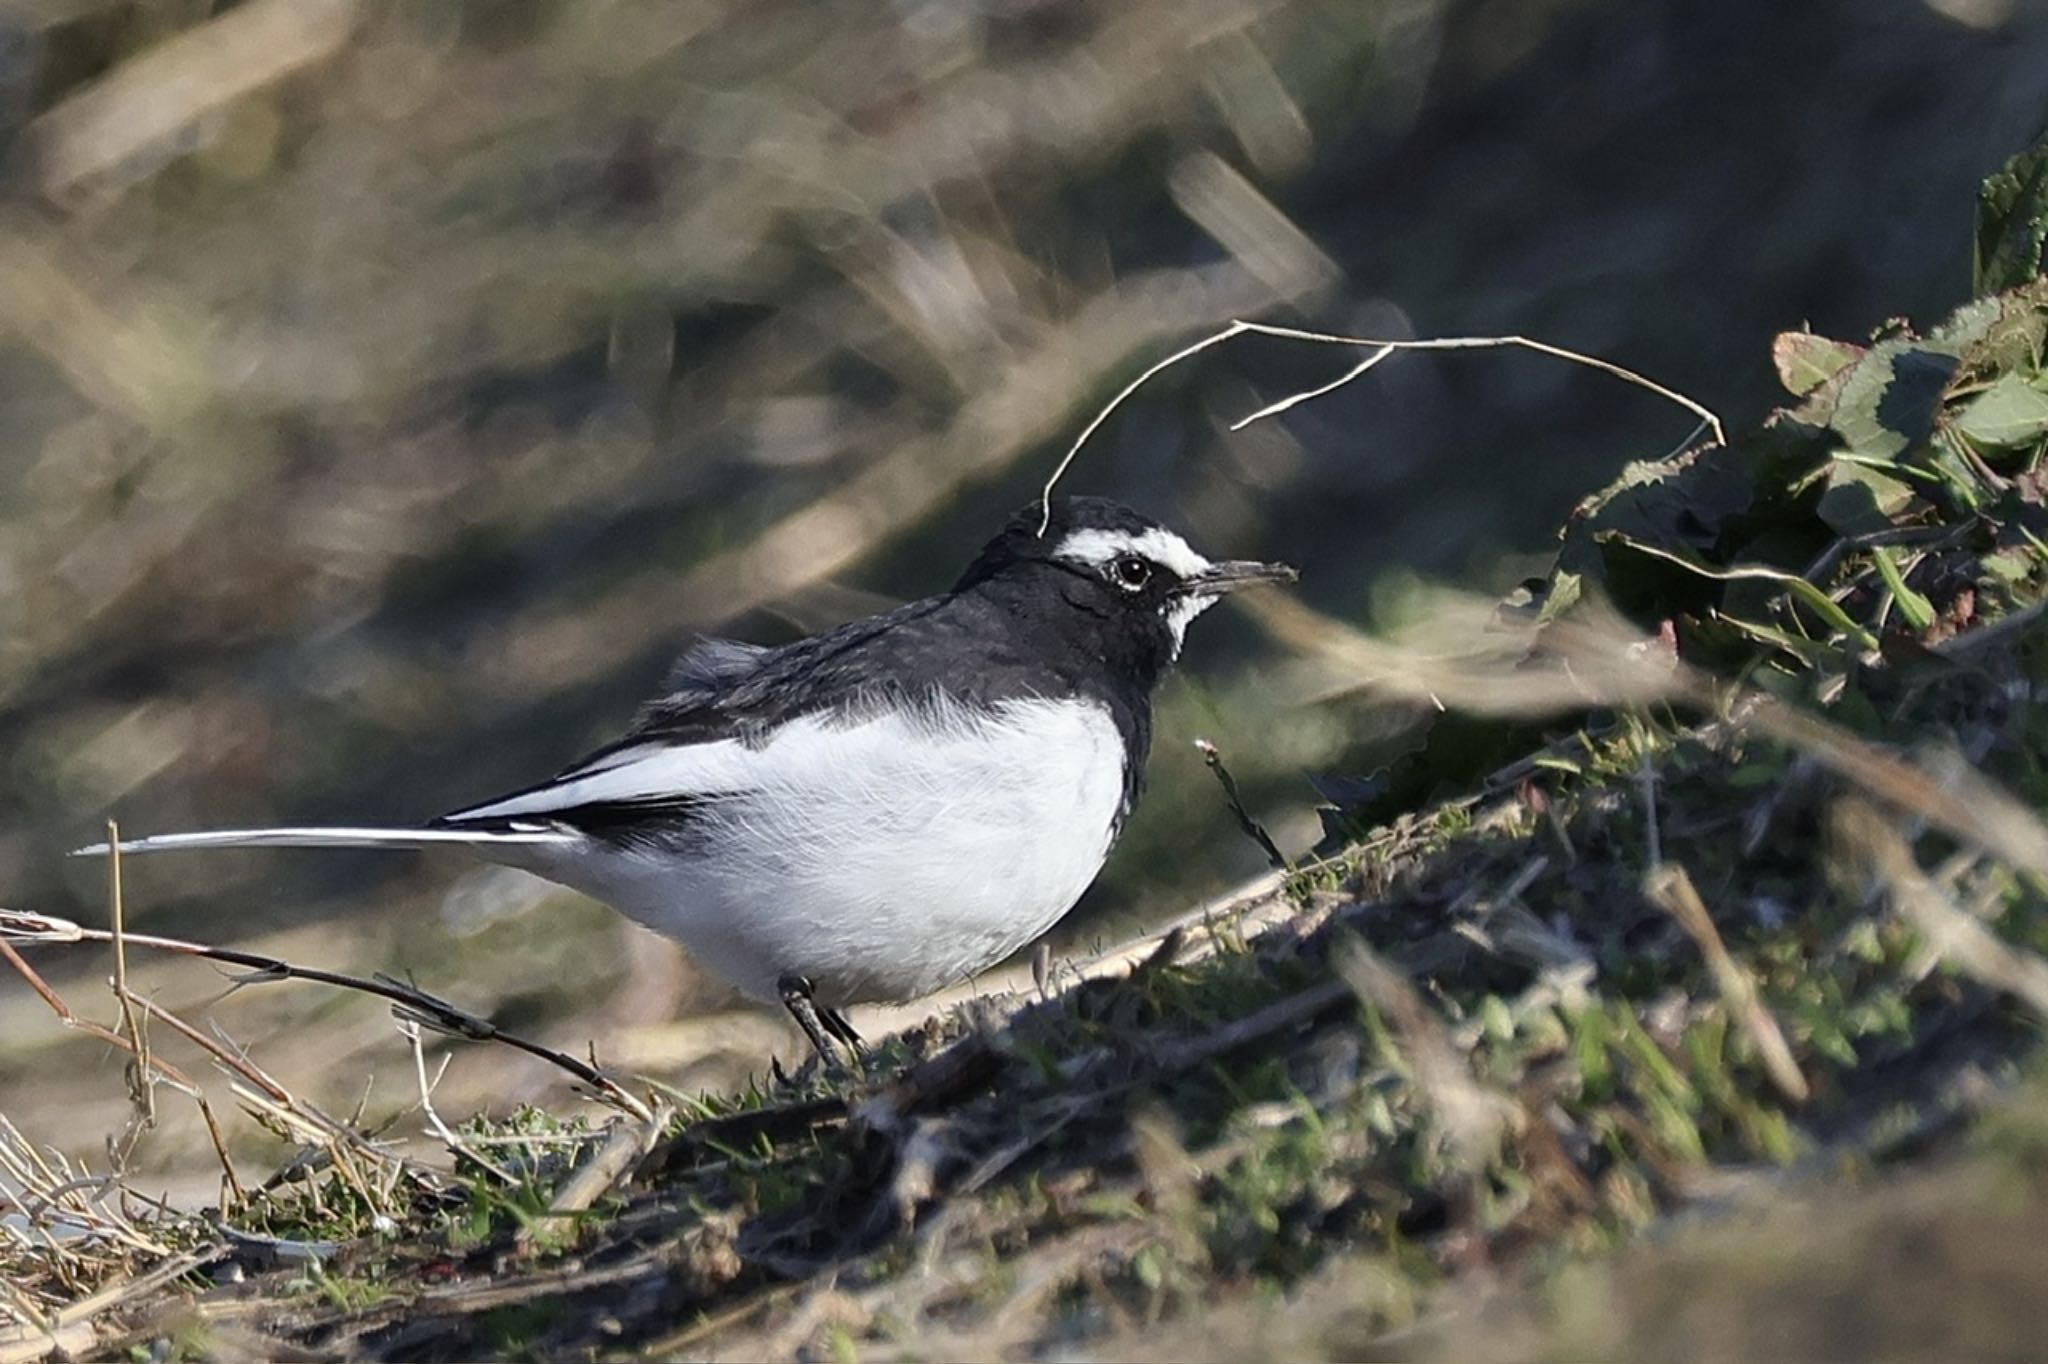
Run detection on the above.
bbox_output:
[778,973,860,1069]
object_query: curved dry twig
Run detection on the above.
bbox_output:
[0,908,651,1121]
[1037,317,1726,525]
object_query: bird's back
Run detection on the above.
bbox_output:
[463,578,1152,840]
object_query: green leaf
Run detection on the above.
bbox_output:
[1597,531,1880,651]
[1771,331,1864,397]
[1536,569,1583,625]
[1480,994,1515,1043]
[1946,292,2048,373]
[1954,373,2048,447]
[1725,758,1786,789]
[1816,458,1918,538]
[1976,122,2048,296]
[1982,547,2036,582]
[1930,294,2008,351]
[1829,342,1961,462]
[1870,546,1935,631]
[1712,610,1841,671]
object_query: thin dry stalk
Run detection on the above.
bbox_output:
[0,1109,211,1357]
[104,824,156,1166]
[1834,800,2048,1022]
[404,1020,514,1185]
[0,1281,49,1337]
[1035,320,1261,531]
[1194,738,1288,869]
[1741,699,2048,882]
[33,0,360,199]
[0,1118,164,1258]
[634,1282,808,1359]
[1637,747,1663,868]
[1228,342,1396,427]
[0,1248,216,1364]
[1333,933,1518,1173]
[1645,864,1809,1103]
[1249,585,2048,887]
[852,1223,1154,1360]
[0,939,242,1198]
[173,1023,409,1224]
[114,987,390,1183]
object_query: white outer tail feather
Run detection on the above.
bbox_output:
[70,826,577,857]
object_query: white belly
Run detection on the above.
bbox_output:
[506,698,1129,1006]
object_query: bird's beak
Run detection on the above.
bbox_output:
[1180,559,1298,596]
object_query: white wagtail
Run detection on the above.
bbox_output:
[76,497,1295,1060]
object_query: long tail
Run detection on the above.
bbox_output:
[70,826,576,858]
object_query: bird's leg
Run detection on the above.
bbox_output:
[820,1004,863,1049]
[777,973,845,1069]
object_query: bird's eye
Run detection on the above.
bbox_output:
[1111,555,1152,590]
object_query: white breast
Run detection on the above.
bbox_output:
[496,697,1130,1006]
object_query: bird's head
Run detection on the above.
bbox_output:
[956,496,1297,669]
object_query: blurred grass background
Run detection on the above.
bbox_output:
[2,0,2046,1187]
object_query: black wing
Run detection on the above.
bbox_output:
[433,594,1005,832]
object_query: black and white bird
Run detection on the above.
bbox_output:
[75,497,1295,1059]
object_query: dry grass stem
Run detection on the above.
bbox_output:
[1334,934,1518,1173]
[1228,343,1398,427]
[1645,864,1809,1103]
[1035,319,1262,531]
[404,1020,514,1185]
[1194,737,1289,869]
[103,823,155,1166]
[527,1106,671,1246]
[33,0,360,199]
[1224,319,1727,447]
[1745,699,2048,881]
[1250,586,2048,886]
[1637,748,1663,868]
[0,937,242,1197]
[0,1249,216,1364]
[110,984,396,1184]
[1834,800,2048,1023]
